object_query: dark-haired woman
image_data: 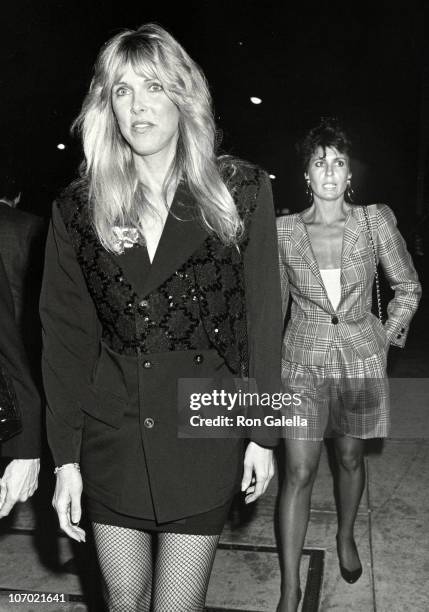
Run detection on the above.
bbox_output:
[40,24,281,612]
[276,119,421,611]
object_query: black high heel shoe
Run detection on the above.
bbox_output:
[336,535,362,584]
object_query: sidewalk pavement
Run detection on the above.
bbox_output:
[0,377,428,612]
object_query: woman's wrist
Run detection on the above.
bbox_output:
[54,462,80,475]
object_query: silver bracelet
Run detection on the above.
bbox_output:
[54,462,80,475]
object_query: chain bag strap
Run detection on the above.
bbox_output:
[362,205,385,323]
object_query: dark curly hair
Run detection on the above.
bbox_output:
[297,117,352,171]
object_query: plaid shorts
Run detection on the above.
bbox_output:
[281,344,389,440]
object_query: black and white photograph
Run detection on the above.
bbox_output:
[0,2,428,611]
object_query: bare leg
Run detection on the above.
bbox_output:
[334,436,365,571]
[278,440,323,612]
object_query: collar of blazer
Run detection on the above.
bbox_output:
[61,178,210,302]
[292,205,363,291]
[136,181,209,298]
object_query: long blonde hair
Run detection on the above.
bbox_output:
[72,23,243,252]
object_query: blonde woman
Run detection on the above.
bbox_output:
[40,24,282,611]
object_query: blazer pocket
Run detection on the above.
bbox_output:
[80,388,126,429]
[88,342,131,424]
[371,314,389,348]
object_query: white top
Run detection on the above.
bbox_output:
[320,268,341,310]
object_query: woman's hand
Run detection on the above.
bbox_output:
[0,458,40,518]
[241,441,275,504]
[53,464,86,542]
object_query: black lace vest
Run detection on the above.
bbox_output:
[57,165,264,376]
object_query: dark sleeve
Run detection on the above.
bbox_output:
[21,216,47,360]
[40,202,101,466]
[244,172,282,447]
[0,256,41,458]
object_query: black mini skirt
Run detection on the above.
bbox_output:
[86,495,233,535]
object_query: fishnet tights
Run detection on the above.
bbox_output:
[92,522,219,611]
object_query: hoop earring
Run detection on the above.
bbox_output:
[346,180,354,203]
[305,180,313,203]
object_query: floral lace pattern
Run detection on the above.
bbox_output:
[57,163,264,374]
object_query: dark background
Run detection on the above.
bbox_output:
[2,1,427,228]
[2,0,425,376]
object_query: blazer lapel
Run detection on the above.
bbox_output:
[341,208,361,264]
[293,211,363,313]
[141,182,209,297]
[340,208,364,289]
[292,216,325,290]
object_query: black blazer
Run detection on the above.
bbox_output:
[0,255,41,458]
[0,204,46,331]
[40,163,282,521]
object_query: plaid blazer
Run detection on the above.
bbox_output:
[277,204,421,366]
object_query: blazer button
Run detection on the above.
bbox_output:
[144,417,154,429]
[400,327,406,333]
[194,354,204,364]
[139,299,149,309]
[143,360,152,369]
[331,315,339,325]
[396,334,402,339]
